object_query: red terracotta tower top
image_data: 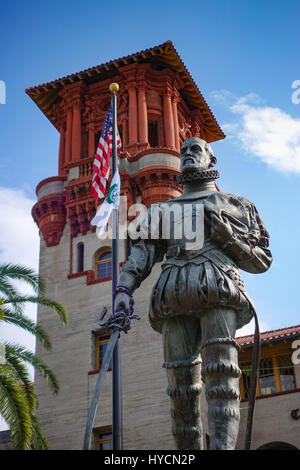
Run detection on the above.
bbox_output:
[27,41,225,247]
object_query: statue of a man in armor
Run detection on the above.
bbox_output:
[114,137,272,450]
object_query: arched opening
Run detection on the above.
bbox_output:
[257,441,298,451]
[77,242,84,272]
[148,120,158,148]
[94,248,112,280]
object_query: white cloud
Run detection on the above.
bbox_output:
[0,186,40,327]
[0,187,39,269]
[211,90,300,173]
[0,187,40,408]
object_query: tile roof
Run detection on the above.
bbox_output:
[25,40,225,142]
[237,324,300,346]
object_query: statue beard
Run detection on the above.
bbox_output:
[176,168,220,185]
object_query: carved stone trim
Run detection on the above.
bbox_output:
[208,406,240,420]
[206,384,241,401]
[201,337,241,351]
[201,360,241,378]
[163,356,202,369]
[172,425,202,438]
[166,384,202,399]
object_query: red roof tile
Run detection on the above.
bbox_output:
[25,41,225,142]
[237,324,300,346]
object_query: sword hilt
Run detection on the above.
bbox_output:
[102,310,140,334]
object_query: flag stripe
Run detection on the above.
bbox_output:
[90,105,121,201]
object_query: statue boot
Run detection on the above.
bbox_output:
[162,316,203,450]
[201,312,241,450]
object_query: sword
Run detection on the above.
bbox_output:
[83,307,139,450]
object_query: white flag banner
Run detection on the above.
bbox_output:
[91,171,120,236]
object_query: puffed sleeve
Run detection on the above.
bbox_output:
[118,205,166,293]
[207,193,273,274]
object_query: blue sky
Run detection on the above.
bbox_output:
[0,0,299,347]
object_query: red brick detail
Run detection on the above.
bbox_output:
[120,147,179,162]
[88,367,112,375]
[32,193,66,247]
[133,166,182,206]
[64,179,98,237]
[68,262,125,285]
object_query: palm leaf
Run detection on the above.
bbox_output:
[5,353,38,413]
[2,295,68,326]
[30,414,50,450]
[4,342,60,395]
[0,262,68,448]
[1,307,52,350]
[0,264,46,296]
[0,364,32,449]
[0,277,22,302]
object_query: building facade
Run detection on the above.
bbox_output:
[235,325,300,450]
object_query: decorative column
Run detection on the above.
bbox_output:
[172,93,180,151]
[72,99,82,161]
[127,85,138,145]
[138,85,148,145]
[122,118,128,148]
[58,127,65,175]
[87,123,95,156]
[163,89,175,149]
[65,106,72,164]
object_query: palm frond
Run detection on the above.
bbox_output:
[0,264,46,296]
[0,277,22,302]
[2,295,68,326]
[5,353,38,413]
[0,364,32,449]
[30,414,50,450]
[4,342,60,394]
[1,307,52,350]
[0,262,68,448]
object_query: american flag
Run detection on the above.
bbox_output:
[90,105,121,200]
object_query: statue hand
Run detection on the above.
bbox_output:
[114,291,134,316]
[210,212,233,246]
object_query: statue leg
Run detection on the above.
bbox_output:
[200,307,241,450]
[162,316,203,450]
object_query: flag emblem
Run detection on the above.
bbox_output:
[107,183,119,205]
[91,171,120,236]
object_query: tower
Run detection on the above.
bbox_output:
[27,41,224,450]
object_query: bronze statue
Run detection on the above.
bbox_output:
[114,137,272,450]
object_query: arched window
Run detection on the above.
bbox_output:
[95,249,112,279]
[77,242,84,272]
[148,120,158,147]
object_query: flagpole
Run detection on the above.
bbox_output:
[110,82,123,450]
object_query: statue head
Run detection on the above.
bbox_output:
[180,137,217,175]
